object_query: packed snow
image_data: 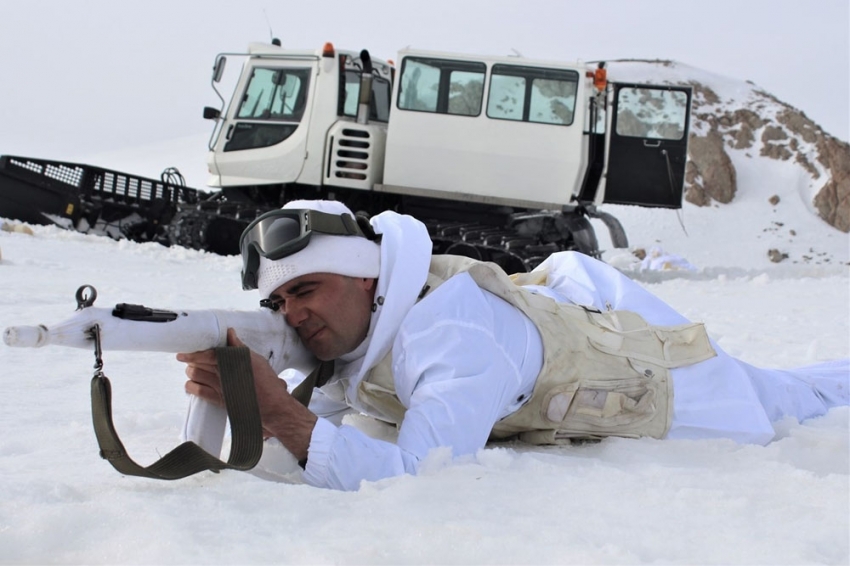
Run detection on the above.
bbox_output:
[2,211,847,565]
[1,62,849,564]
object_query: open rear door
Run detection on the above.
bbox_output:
[603,83,692,208]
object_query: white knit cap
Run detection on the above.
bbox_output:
[256,200,381,299]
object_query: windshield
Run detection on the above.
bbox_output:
[236,67,311,121]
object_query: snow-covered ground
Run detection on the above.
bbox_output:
[1,60,849,563]
[1,212,848,564]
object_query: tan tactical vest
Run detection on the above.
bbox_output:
[355,256,716,444]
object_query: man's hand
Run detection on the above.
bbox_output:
[177,328,318,461]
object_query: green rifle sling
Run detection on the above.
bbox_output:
[90,346,263,480]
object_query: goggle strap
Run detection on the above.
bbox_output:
[308,211,366,238]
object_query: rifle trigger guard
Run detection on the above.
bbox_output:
[76,285,98,310]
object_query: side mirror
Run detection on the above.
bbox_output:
[203,106,221,120]
[212,56,226,83]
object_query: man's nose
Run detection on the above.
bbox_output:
[283,301,309,327]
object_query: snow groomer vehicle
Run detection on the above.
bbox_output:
[0,41,693,272]
[197,41,692,272]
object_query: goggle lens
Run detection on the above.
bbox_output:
[246,215,305,259]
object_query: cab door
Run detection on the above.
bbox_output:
[603,83,692,208]
[211,62,317,187]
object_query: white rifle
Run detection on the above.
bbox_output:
[3,285,315,475]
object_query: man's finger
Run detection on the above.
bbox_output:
[176,348,218,364]
[185,381,224,407]
[185,365,221,389]
[226,327,245,347]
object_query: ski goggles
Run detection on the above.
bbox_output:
[240,208,369,290]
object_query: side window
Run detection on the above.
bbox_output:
[398,57,485,116]
[341,69,391,123]
[487,65,578,126]
[529,78,577,125]
[615,88,688,140]
[236,67,311,121]
[399,59,440,112]
[488,74,526,120]
[447,70,484,116]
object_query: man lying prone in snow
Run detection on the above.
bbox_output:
[177,200,849,491]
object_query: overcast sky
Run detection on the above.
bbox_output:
[0,0,847,167]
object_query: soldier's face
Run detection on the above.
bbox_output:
[270,273,376,361]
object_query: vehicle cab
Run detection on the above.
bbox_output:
[205,42,393,192]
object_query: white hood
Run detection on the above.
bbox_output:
[337,211,432,411]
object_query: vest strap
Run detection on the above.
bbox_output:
[290,361,335,407]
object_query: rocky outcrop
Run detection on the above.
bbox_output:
[682,81,739,205]
[812,135,850,232]
[685,130,736,205]
[683,80,850,232]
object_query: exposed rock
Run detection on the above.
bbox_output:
[734,108,767,132]
[760,126,791,159]
[728,109,766,150]
[795,152,820,179]
[769,195,780,206]
[731,124,755,150]
[776,108,819,144]
[687,81,720,105]
[684,162,710,206]
[813,135,850,232]
[685,130,737,205]
[761,142,793,161]
[761,126,787,142]
[768,249,788,263]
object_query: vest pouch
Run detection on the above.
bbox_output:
[540,375,661,432]
[582,308,715,370]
